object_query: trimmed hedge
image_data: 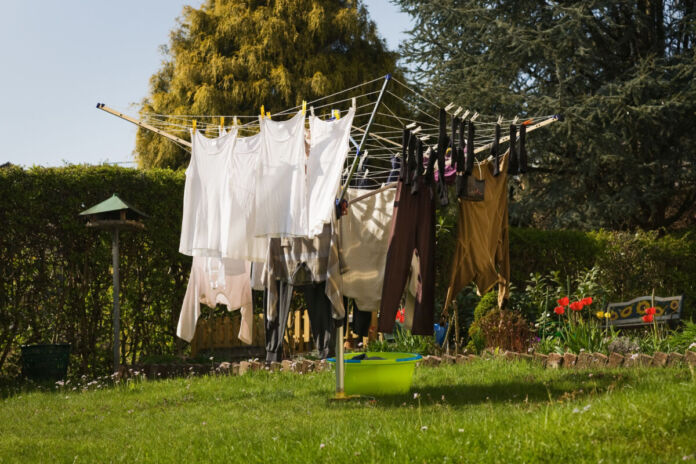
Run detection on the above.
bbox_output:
[1,165,694,378]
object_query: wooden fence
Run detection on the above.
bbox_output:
[190,310,377,357]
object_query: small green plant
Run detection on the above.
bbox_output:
[665,321,696,353]
[366,324,438,355]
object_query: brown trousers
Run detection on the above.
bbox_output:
[444,152,510,311]
[378,177,435,335]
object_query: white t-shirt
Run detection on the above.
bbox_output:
[179,128,238,257]
[254,111,308,238]
[222,133,268,261]
[307,107,356,237]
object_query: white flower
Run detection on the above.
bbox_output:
[320,443,325,449]
[458,429,464,433]
[420,426,428,431]
[413,392,420,399]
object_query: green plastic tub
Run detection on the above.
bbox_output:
[328,352,421,395]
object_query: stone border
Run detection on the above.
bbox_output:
[117,350,696,380]
[419,350,696,369]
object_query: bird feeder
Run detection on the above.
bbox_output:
[80,194,147,373]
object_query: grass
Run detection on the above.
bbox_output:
[1,360,695,463]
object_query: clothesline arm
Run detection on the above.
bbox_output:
[96,103,192,149]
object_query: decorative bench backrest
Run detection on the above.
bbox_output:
[605,295,684,327]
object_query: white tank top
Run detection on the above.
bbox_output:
[307,107,356,237]
[179,128,237,257]
[254,111,308,237]
[222,132,268,261]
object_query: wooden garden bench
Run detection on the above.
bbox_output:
[605,295,684,328]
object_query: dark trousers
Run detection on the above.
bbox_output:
[378,177,435,335]
[264,281,336,362]
[342,298,373,338]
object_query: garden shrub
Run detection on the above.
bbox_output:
[473,309,535,353]
[665,321,696,352]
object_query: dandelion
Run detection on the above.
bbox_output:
[458,429,464,433]
[421,426,428,431]
[320,443,325,449]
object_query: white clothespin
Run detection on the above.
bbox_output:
[420,135,430,142]
[310,106,315,117]
[453,106,463,116]
[445,102,456,112]
[497,115,503,125]
[358,151,369,171]
[406,122,417,129]
[512,116,519,125]
[471,112,479,121]
[412,126,422,135]
[351,97,356,109]
[461,110,470,120]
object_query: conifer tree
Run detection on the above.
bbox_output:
[137,0,398,169]
[396,0,696,230]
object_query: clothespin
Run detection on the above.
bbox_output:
[420,135,430,142]
[266,111,271,119]
[233,116,238,127]
[412,126,422,135]
[406,122,417,129]
[512,116,519,125]
[260,105,265,119]
[453,106,463,116]
[302,100,306,115]
[461,110,470,120]
[445,103,456,112]
[310,106,315,117]
[333,109,340,120]
[497,115,503,125]
[523,118,533,125]
[192,119,197,133]
[471,112,479,121]
[351,97,356,109]
[219,117,224,134]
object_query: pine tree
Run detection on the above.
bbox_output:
[136,0,399,169]
[395,0,696,230]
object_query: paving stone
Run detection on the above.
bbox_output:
[504,351,518,361]
[423,355,442,367]
[562,353,577,368]
[667,352,684,367]
[575,352,592,369]
[268,361,281,372]
[238,361,251,375]
[590,353,608,368]
[519,353,534,363]
[652,352,668,367]
[455,354,470,365]
[547,353,563,369]
[441,354,457,364]
[533,353,548,367]
[250,360,264,371]
[624,354,639,367]
[232,363,240,376]
[685,350,696,366]
[467,354,480,362]
[607,353,625,368]
[281,360,293,372]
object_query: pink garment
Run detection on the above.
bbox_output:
[177,257,253,344]
[424,148,457,184]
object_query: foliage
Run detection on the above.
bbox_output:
[0,165,190,379]
[473,308,535,353]
[2,361,696,462]
[665,321,696,353]
[366,324,438,355]
[397,0,696,230]
[473,290,499,322]
[137,0,402,169]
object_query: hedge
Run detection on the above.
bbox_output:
[1,165,694,379]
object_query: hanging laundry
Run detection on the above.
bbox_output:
[306,107,355,237]
[179,128,238,257]
[177,256,253,344]
[444,151,511,311]
[330,187,397,312]
[378,175,436,335]
[254,111,308,238]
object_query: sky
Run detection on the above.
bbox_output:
[0,1,411,168]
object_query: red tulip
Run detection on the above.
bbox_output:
[557,296,570,307]
[645,307,656,316]
[554,306,565,315]
[642,314,654,323]
[581,297,593,306]
[570,301,584,311]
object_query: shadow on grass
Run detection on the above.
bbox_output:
[324,370,632,409]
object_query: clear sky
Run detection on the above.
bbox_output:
[0,1,411,168]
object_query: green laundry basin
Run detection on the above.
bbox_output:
[328,352,421,395]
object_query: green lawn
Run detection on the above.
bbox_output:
[1,360,695,463]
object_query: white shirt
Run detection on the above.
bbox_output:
[177,257,253,344]
[307,107,356,237]
[222,132,268,261]
[179,128,237,257]
[254,111,308,238]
